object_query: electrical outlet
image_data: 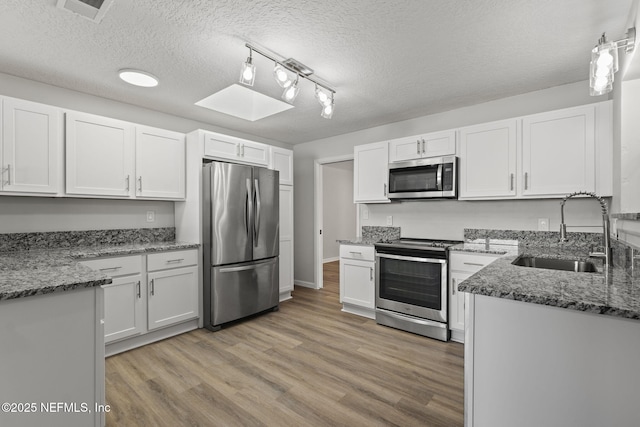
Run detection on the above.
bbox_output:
[146,210,155,223]
[362,206,369,220]
[537,217,549,231]
[386,215,393,226]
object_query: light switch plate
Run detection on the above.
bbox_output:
[146,210,155,223]
[362,206,369,220]
[386,215,393,226]
[537,217,549,231]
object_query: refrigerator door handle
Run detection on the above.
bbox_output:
[254,178,261,244]
[245,178,252,238]
[218,258,277,273]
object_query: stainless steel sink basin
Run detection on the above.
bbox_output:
[512,255,598,273]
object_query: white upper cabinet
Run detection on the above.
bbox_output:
[204,131,269,166]
[270,146,293,186]
[1,97,61,194]
[521,105,595,197]
[354,141,390,203]
[135,126,186,200]
[389,129,456,162]
[458,119,517,199]
[458,101,612,200]
[66,111,135,197]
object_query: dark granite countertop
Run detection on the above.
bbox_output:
[456,244,640,320]
[0,241,200,301]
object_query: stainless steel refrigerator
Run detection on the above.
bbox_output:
[202,161,279,331]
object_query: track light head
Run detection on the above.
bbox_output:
[273,64,293,88]
[282,77,300,103]
[239,48,256,86]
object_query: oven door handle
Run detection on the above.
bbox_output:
[376,253,446,264]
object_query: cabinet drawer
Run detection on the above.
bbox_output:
[147,249,198,272]
[340,245,375,261]
[450,253,499,273]
[80,255,142,277]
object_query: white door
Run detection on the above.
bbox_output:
[147,266,198,330]
[353,141,389,203]
[389,135,423,162]
[103,274,145,343]
[449,271,470,334]
[135,126,185,200]
[458,119,517,199]
[65,111,134,197]
[1,97,60,194]
[203,134,240,161]
[421,130,456,157]
[522,105,595,197]
[279,185,294,298]
[341,259,375,309]
[270,147,293,185]
[240,140,269,166]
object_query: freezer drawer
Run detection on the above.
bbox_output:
[210,257,279,327]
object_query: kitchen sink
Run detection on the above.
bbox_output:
[511,255,598,273]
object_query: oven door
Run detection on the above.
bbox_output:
[375,252,447,322]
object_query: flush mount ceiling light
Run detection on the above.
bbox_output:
[118,69,159,87]
[238,43,336,118]
[589,27,636,96]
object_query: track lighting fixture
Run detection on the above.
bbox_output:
[239,43,336,118]
[589,28,636,96]
[239,47,256,86]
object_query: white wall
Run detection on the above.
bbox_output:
[293,81,608,285]
[0,72,290,234]
[322,161,356,261]
[0,196,174,233]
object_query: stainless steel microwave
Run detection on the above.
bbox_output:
[388,156,457,199]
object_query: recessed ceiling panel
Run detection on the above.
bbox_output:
[195,84,294,121]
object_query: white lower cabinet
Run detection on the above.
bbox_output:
[449,252,500,343]
[80,248,199,355]
[339,244,376,319]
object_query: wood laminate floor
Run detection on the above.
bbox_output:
[105,261,464,426]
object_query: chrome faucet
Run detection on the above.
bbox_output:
[559,191,612,267]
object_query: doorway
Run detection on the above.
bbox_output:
[314,155,357,289]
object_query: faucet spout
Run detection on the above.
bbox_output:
[559,191,611,267]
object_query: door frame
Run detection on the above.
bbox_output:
[314,154,356,289]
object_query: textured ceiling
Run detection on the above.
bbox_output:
[0,0,634,145]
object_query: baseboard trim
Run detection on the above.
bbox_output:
[294,280,316,289]
[323,257,339,264]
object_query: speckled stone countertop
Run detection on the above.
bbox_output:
[0,241,199,301]
[337,226,401,246]
[455,242,640,320]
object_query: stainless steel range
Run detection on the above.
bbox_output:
[374,238,462,341]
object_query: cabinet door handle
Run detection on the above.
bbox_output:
[384,183,387,196]
[126,175,130,191]
[463,262,485,267]
[510,173,514,191]
[5,164,10,186]
[99,266,122,272]
[370,267,373,281]
[421,138,426,154]
[416,140,420,155]
[349,251,362,255]
[150,279,155,296]
[166,258,184,264]
[236,144,241,156]
[136,281,141,298]
[137,176,143,192]
[524,172,528,190]
[452,278,456,295]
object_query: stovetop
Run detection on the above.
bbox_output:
[374,237,464,251]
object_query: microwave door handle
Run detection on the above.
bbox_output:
[436,164,443,190]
